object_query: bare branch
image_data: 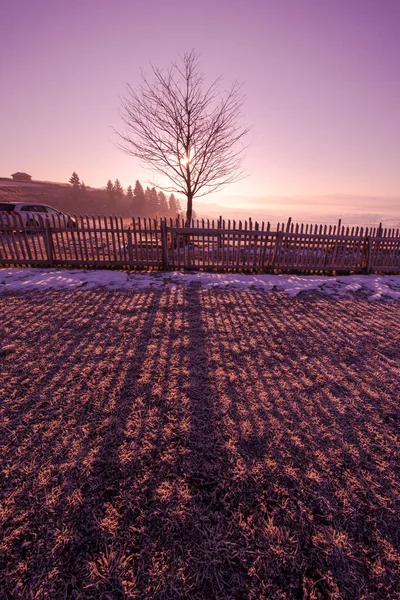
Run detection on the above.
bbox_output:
[115,50,251,220]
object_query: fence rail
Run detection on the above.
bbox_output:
[1,213,399,274]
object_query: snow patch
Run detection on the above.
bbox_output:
[0,268,399,301]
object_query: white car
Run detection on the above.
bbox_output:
[0,202,76,227]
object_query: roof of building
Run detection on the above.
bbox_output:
[11,172,32,177]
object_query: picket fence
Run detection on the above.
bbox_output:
[0,213,399,274]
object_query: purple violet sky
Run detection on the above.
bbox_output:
[1,0,399,213]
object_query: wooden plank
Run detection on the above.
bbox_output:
[170,226,363,240]
[10,214,24,261]
[155,218,161,265]
[85,215,95,261]
[101,215,108,262]
[365,236,372,273]
[260,222,269,267]
[132,218,139,264]
[207,218,210,268]
[271,230,282,269]
[80,216,90,263]
[67,215,79,261]
[211,219,215,268]
[62,217,72,262]
[236,221,242,268]
[114,215,122,261]
[127,228,133,264]
[147,218,153,265]
[201,218,205,268]
[45,221,54,266]
[388,239,400,267]
[109,215,117,262]
[50,214,60,261]
[18,213,33,262]
[121,217,128,262]
[4,214,18,261]
[0,258,49,266]
[137,217,143,263]
[91,216,99,261]
[160,219,168,269]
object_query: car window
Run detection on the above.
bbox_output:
[20,205,49,213]
[45,207,61,214]
[0,203,16,211]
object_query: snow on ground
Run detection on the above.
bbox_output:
[0,268,399,301]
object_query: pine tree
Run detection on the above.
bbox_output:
[158,191,168,217]
[149,187,159,217]
[145,187,152,217]
[126,185,133,212]
[106,180,114,196]
[168,194,181,218]
[69,172,80,189]
[114,179,124,198]
[133,180,146,215]
[144,186,160,216]
[80,181,87,194]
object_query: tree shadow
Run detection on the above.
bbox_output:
[0,287,399,600]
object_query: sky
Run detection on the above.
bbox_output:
[1,0,399,217]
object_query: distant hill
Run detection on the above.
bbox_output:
[0,178,133,216]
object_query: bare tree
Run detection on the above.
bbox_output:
[116,50,250,221]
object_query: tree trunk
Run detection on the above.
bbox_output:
[186,193,193,224]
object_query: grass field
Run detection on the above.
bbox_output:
[1,287,399,599]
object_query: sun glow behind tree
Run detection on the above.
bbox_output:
[116,50,250,221]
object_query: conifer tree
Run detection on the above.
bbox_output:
[149,187,159,216]
[106,180,114,199]
[114,179,124,198]
[133,180,146,215]
[105,180,114,209]
[144,187,152,217]
[126,185,133,212]
[69,172,80,189]
[158,191,168,217]
[168,193,181,218]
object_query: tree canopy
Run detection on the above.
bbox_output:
[117,50,250,221]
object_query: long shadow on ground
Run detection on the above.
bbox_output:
[0,287,399,599]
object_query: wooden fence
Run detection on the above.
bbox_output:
[1,213,399,274]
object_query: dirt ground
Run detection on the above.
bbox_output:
[0,287,399,599]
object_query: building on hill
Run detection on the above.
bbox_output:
[11,172,32,182]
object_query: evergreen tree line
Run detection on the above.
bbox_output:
[69,172,185,218]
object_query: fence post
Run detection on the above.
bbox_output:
[160,219,169,270]
[127,229,133,264]
[365,236,372,274]
[45,221,54,267]
[271,230,282,269]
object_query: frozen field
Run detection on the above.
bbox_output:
[0,281,399,598]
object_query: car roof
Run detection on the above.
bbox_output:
[2,202,54,208]
[0,201,40,206]
[0,202,69,214]
[15,202,47,207]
